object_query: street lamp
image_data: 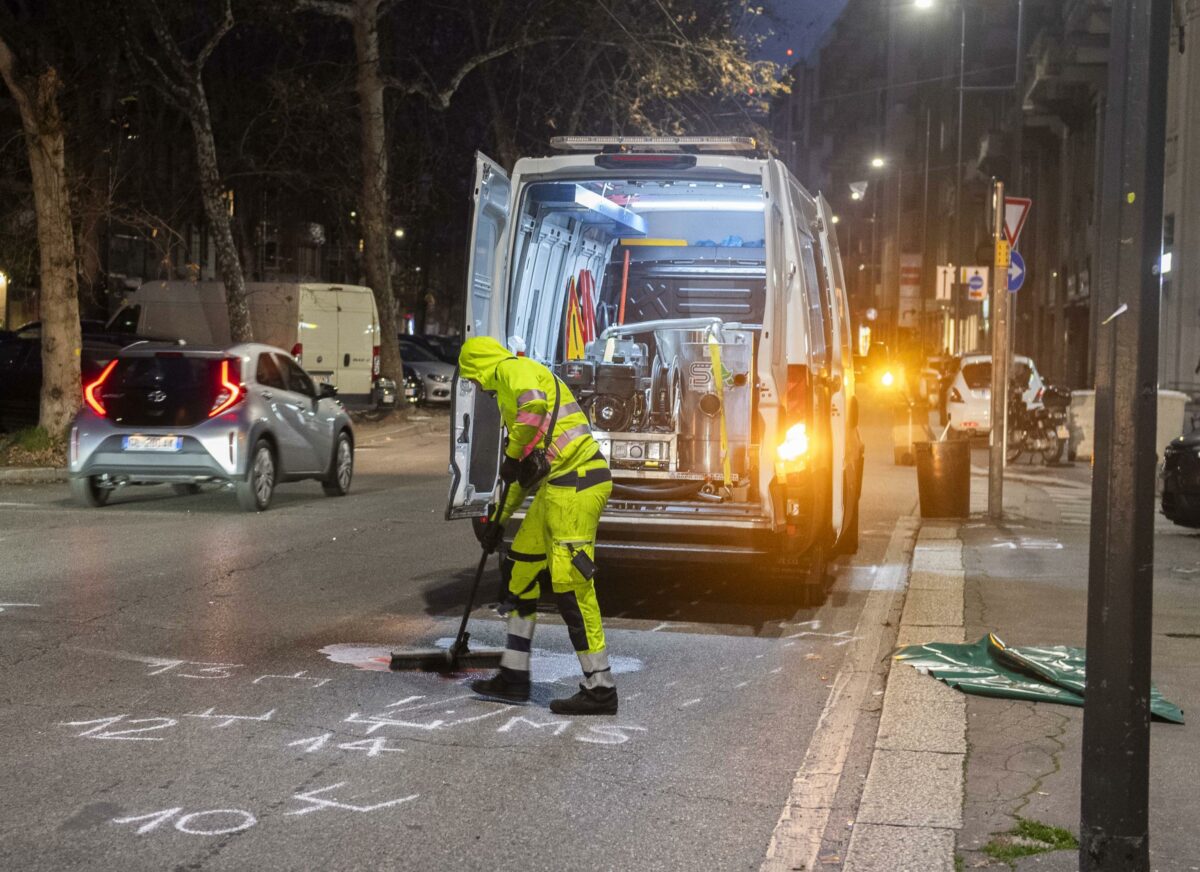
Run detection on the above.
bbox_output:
[870,156,886,169]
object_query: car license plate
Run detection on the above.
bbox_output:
[1056,425,1070,439]
[123,434,183,452]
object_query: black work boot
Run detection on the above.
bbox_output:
[549,684,618,715]
[470,670,530,704]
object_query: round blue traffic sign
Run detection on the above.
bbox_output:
[1008,250,1026,292]
[968,275,984,292]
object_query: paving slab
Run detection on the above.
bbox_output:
[856,749,964,828]
[895,624,965,647]
[876,668,966,754]
[900,586,963,627]
[911,549,964,571]
[843,824,956,872]
[917,525,959,540]
[908,568,965,591]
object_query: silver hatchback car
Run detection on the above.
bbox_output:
[68,342,355,511]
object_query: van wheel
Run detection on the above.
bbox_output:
[236,439,276,511]
[70,476,110,508]
[322,431,353,496]
[171,483,201,496]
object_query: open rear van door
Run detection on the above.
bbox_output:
[446,153,510,519]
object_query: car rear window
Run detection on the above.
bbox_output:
[102,355,229,427]
[961,361,1033,390]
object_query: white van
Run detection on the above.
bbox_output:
[447,137,863,592]
[115,281,382,403]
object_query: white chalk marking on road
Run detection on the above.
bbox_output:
[112,806,258,837]
[60,715,177,741]
[680,698,703,708]
[286,783,419,816]
[0,602,38,613]
[252,670,332,688]
[184,707,276,728]
[288,732,334,753]
[734,681,750,689]
[576,725,647,745]
[762,516,917,872]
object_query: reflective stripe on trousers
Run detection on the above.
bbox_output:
[499,614,536,681]
[505,458,613,687]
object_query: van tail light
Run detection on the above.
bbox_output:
[83,359,119,417]
[209,359,245,417]
[778,365,811,467]
[372,345,381,377]
[291,342,303,364]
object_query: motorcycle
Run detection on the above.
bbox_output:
[1007,383,1070,464]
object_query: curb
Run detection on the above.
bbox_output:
[0,466,68,484]
[355,416,448,447]
[842,521,966,872]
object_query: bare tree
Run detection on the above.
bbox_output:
[125,0,253,342]
[0,34,82,433]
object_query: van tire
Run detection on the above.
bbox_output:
[236,439,276,512]
[322,431,354,496]
[70,476,110,508]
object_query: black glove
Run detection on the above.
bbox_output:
[499,454,522,484]
[480,520,506,554]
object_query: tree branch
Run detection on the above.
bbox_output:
[0,31,35,128]
[196,0,234,70]
[293,0,354,20]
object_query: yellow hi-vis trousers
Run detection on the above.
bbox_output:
[499,458,614,689]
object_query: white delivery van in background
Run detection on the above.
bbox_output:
[447,136,864,599]
[114,281,382,403]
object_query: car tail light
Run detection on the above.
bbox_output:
[950,386,963,403]
[209,358,244,417]
[83,359,118,416]
[372,345,381,377]
[291,342,303,364]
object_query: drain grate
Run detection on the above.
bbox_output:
[1164,632,1200,639]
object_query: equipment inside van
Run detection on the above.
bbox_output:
[448,137,863,595]
[113,282,382,403]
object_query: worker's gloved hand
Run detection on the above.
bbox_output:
[480,521,506,554]
[499,455,522,484]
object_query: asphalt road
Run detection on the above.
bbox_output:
[0,406,917,871]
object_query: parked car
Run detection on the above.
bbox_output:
[401,333,462,365]
[945,353,1046,436]
[1162,432,1200,527]
[398,337,455,404]
[68,343,354,511]
[0,333,125,432]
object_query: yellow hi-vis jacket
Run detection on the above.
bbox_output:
[458,336,602,521]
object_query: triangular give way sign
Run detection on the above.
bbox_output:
[1004,197,1032,247]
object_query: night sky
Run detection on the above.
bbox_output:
[741,0,850,66]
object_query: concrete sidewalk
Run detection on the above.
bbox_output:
[847,471,1198,871]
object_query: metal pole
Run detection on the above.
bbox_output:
[953,3,966,353]
[987,179,1008,521]
[1079,0,1170,868]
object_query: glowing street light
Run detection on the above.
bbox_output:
[393,228,405,239]
[870,156,886,169]
[913,0,934,8]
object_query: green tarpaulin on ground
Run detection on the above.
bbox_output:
[894,633,1184,724]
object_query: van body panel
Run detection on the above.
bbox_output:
[124,281,379,402]
[446,147,860,564]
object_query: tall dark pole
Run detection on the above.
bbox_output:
[953,3,966,353]
[1080,0,1170,869]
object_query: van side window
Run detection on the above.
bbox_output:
[799,238,829,370]
[256,352,286,390]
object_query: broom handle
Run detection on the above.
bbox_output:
[452,480,511,651]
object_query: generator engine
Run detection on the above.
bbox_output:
[555,340,649,433]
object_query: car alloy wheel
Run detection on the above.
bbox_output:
[323,432,353,497]
[237,438,276,511]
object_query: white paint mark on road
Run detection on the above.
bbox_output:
[285,783,419,817]
[252,670,332,688]
[184,707,276,728]
[113,806,258,836]
[60,715,177,741]
[762,516,917,872]
[0,603,39,613]
[680,698,702,708]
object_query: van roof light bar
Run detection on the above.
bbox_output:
[550,136,757,154]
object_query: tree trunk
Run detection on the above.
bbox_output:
[189,81,252,343]
[0,43,82,435]
[352,0,403,386]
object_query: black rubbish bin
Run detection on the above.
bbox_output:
[914,439,970,518]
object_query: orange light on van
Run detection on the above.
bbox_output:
[778,423,810,462]
[83,359,118,416]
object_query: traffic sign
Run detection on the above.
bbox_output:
[1008,250,1026,292]
[961,266,988,301]
[995,238,1010,270]
[1003,197,1032,247]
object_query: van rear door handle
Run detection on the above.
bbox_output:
[343,353,350,367]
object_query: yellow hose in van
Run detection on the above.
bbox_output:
[707,332,732,489]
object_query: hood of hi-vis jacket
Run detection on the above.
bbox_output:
[457,337,598,471]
